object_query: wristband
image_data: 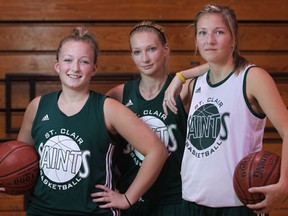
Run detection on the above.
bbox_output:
[176,72,186,84]
[123,193,132,207]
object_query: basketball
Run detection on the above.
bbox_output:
[233,150,281,204]
[0,140,39,195]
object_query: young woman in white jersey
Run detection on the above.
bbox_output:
[163,4,288,216]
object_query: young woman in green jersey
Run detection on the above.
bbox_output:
[163,4,288,216]
[102,21,206,216]
[0,26,168,216]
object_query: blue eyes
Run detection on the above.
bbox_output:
[198,31,224,36]
[133,50,141,55]
[63,59,89,64]
[132,47,156,55]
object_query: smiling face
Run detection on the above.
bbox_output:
[130,31,169,76]
[196,13,234,65]
[54,40,97,91]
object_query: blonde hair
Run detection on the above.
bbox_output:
[129,21,167,47]
[194,4,249,74]
[56,26,99,64]
[129,21,170,73]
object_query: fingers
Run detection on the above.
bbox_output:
[91,185,130,209]
[91,185,113,207]
[163,93,178,115]
[247,205,269,215]
[163,99,169,115]
[95,184,109,191]
[92,184,110,198]
[165,99,178,114]
[247,201,265,210]
[247,199,270,215]
[247,187,271,214]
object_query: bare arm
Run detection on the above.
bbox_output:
[0,97,39,193]
[17,97,40,145]
[92,98,168,209]
[246,67,288,213]
[106,84,124,102]
[163,63,209,115]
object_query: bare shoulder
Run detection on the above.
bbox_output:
[106,84,125,102]
[247,66,272,81]
[246,66,277,92]
[103,97,134,133]
[246,66,281,110]
[23,96,41,124]
[103,97,137,120]
[26,96,41,114]
[17,96,41,145]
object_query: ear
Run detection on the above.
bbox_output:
[91,63,98,76]
[54,60,60,74]
[164,43,170,57]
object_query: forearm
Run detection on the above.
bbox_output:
[279,134,288,187]
[178,63,209,80]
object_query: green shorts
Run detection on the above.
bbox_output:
[120,203,153,216]
[181,200,269,216]
[121,200,182,216]
[150,202,182,216]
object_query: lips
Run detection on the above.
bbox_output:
[67,74,82,79]
[204,48,217,51]
[142,64,153,70]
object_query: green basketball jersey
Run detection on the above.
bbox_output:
[28,91,120,216]
[116,75,187,205]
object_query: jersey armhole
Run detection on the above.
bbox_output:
[243,65,266,119]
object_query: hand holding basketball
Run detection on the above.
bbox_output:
[233,151,281,205]
[0,140,39,195]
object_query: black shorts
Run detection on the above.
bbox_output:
[121,200,182,216]
[120,203,153,216]
[181,200,269,216]
[150,202,182,216]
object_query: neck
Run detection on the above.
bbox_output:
[139,75,167,99]
[208,63,234,84]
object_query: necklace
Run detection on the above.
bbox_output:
[139,85,160,99]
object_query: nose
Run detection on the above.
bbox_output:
[71,61,80,72]
[141,52,150,62]
[206,33,215,45]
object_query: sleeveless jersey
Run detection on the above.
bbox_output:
[181,65,266,207]
[28,91,120,216]
[116,75,187,204]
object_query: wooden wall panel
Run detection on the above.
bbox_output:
[0,194,24,210]
[0,24,287,51]
[0,53,286,80]
[0,0,287,21]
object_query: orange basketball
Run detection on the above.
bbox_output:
[0,140,39,195]
[233,151,281,204]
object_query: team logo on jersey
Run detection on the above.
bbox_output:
[41,114,49,121]
[37,130,90,191]
[186,102,229,158]
[125,100,134,107]
[124,111,177,166]
[195,87,201,93]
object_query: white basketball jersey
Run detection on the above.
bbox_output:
[181,65,266,207]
